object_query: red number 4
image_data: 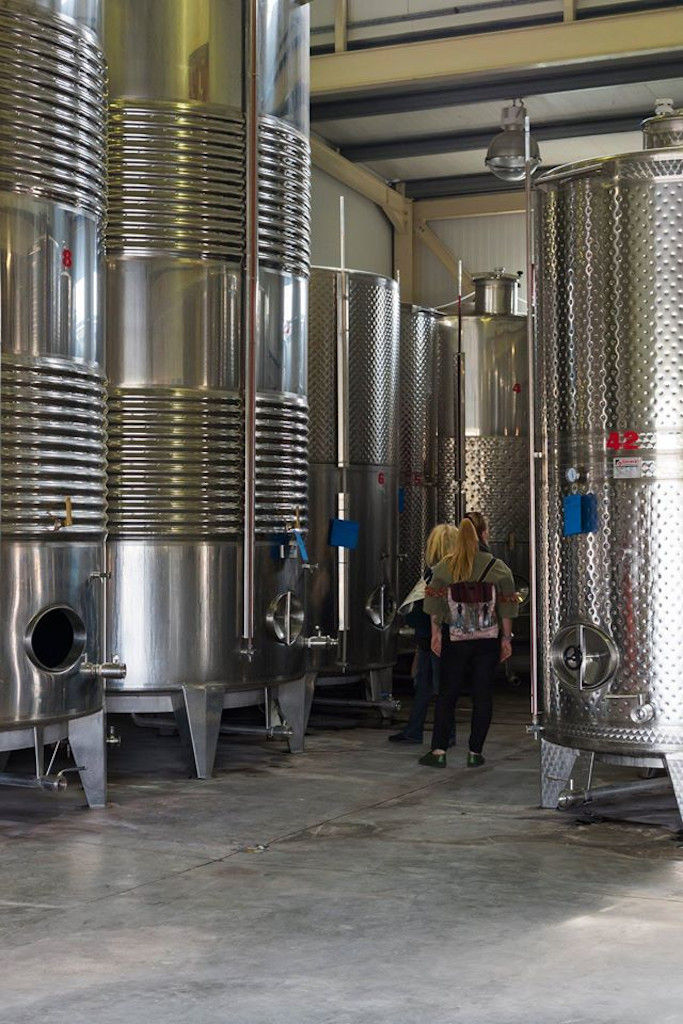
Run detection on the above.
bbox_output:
[607,431,640,451]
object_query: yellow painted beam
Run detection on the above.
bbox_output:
[334,0,348,53]
[311,135,410,233]
[564,0,577,23]
[415,220,473,294]
[414,192,526,222]
[311,8,682,97]
[393,189,415,302]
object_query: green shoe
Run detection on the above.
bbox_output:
[467,752,485,768]
[419,751,446,768]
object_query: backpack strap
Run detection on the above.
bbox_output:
[477,557,497,583]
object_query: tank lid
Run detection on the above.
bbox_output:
[471,267,520,283]
[400,302,439,316]
[642,99,683,150]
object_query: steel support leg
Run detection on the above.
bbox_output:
[172,684,225,779]
[664,751,683,825]
[277,674,315,754]
[366,666,394,720]
[0,752,10,772]
[68,709,107,808]
[540,737,579,809]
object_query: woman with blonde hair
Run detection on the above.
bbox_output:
[419,517,518,767]
[389,523,458,745]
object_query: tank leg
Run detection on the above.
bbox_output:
[540,738,579,809]
[367,667,394,721]
[277,674,315,754]
[68,710,107,809]
[664,752,683,824]
[172,683,225,779]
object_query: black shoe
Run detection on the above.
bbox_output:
[388,732,422,744]
[418,751,446,768]
[467,752,485,767]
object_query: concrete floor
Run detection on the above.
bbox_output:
[1,692,682,1024]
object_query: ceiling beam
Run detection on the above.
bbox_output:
[310,8,683,100]
[310,136,410,233]
[340,111,645,163]
[403,172,560,200]
[311,53,683,123]
[415,220,474,294]
[414,193,527,222]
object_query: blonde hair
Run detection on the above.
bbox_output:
[425,523,458,567]
[446,518,480,581]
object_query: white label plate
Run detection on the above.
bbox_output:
[613,456,642,479]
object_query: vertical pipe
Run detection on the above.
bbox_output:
[456,259,466,522]
[336,198,350,662]
[242,0,259,656]
[524,115,541,727]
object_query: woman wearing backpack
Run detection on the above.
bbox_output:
[419,517,518,768]
[389,523,458,745]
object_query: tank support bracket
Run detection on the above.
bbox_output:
[276,674,316,754]
[540,738,579,809]
[68,710,107,808]
[664,751,683,824]
[172,684,225,779]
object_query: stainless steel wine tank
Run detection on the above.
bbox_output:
[0,0,124,805]
[103,0,312,776]
[307,267,400,711]
[535,138,683,814]
[398,305,439,601]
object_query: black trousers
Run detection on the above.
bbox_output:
[431,634,499,754]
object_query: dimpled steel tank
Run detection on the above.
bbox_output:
[398,305,439,601]
[0,0,117,803]
[536,142,683,806]
[460,275,530,634]
[103,0,311,774]
[307,268,400,697]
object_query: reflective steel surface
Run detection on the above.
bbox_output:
[536,146,683,756]
[0,0,106,727]
[0,2,106,218]
[398,305,438,599]
[104,0,311,693]
[472,270,520,317]
[642,109,683,150]
[308,268,400,673]
[461,312,529,633]
[435,318,460,527]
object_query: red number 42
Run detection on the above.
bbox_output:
[606,431,640,451]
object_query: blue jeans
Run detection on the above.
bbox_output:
[401,648,441,742]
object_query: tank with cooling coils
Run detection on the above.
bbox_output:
[103,0,313,777]
[307,267,400,706]
[535,122,683,814]
[456,271,530,632]
[0,0,123,804]
[398,306,439,603]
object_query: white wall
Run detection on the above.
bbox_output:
[311,166,393,277]
[416,212,526,308]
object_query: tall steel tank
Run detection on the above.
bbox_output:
[535,134,683,814]
[0,0,124,804]
[435,316,464,527]
[103,0,312,776]
[461,272,529,612]
[398,305,439,601]
[307,267,400,708]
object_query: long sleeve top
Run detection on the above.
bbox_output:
[423,550,519,639]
